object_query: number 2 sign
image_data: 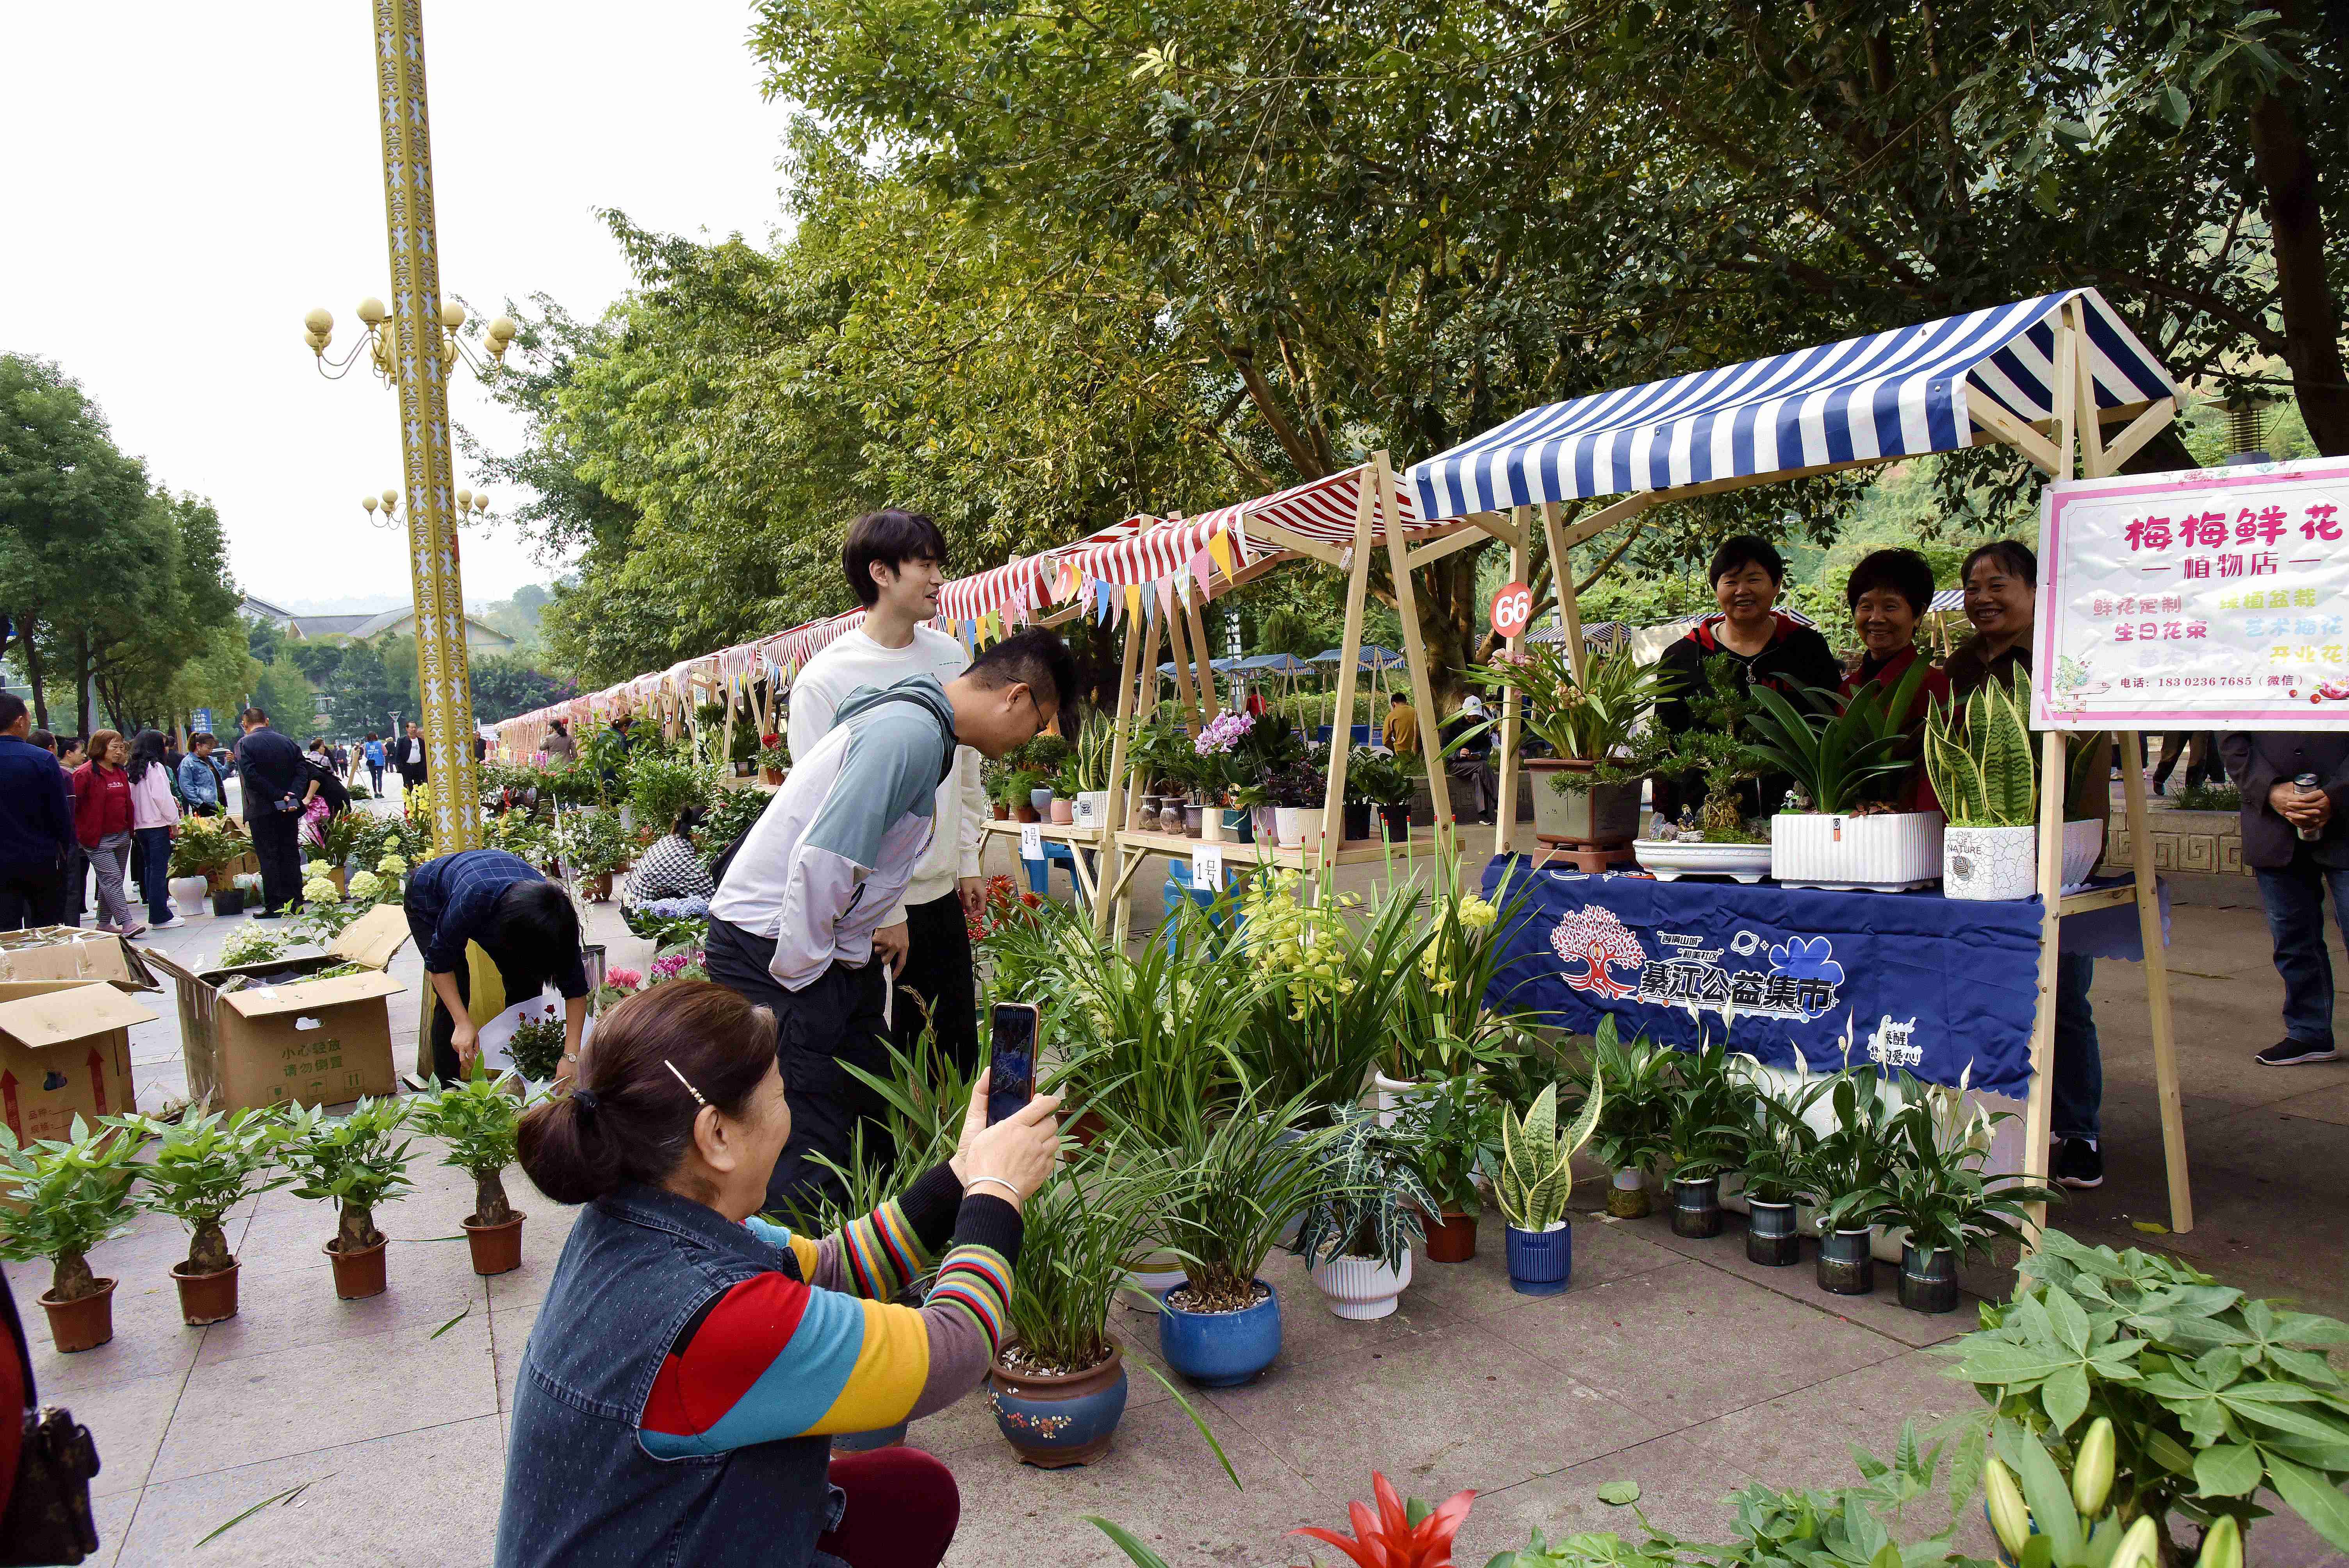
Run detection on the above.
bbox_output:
[1489,581,1533,640]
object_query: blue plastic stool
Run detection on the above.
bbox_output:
[1158,860,1244,953]
[1022,841,1090,911]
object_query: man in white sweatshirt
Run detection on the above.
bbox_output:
[787,509,991,1071]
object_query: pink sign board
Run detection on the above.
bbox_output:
[2035,456,2349,731]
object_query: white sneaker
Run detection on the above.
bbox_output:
[151,916,185,930]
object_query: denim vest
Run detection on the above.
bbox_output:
[494,1185,837,1568]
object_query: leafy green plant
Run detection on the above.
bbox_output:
[412,1061,530,1226]
[998,767,1045,809]
[699,784,770,864]
[1151,1088,1340,1312]
[1059,901,1255,1144]
[1470,644,1675,766]
[1402,1072,1500,1217]
[1977,1415,2166,1568]
[2172,780,2241,813]
[1602,653,1771,841]
[1294,1108,1433,1269]
[1877,1089,2055,1260]
[1660,1043,1749,1183]
[1944,1228,2349,1560]
[1233,865,1432,1119]
[1733,1076,1829,1207]
[629,753,716,833]
[1798,1066,1907,1233]
[1001,1146,1174,1374]
[1579,1017,1676,1178]
[1924,669,2037,827]
[1065,712,1119,793]
[1392,869,1534,1080]
[506,1013,569,1083]
[552,806,633,878]
[116,1107,291,1276]
[1498,1080,1602,1231]
[1743,657,1932,814]
[1344,745,1416,807]
[1012,731,1073,782]
[278,1097,415,1255]
[0,1117,143,1302]
[217,925,295,969]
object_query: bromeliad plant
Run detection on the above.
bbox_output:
[1498,1080,1603,1232]
[1293,1108,1435,1270]
[413,1062,531,1228]
[278,1097,415,1256]
[0,1117,143,1304]
[1743,657,1932,814]
[116,1107,291,1278]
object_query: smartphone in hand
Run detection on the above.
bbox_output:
[987,1002,1039,1126]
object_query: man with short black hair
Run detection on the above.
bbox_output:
[708,624,1075,1213]
[235,707,308,918]
[0,695,72,929]
[789,508,990,1071]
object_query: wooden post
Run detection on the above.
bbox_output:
[1542,502,1586,682]
[1097,610,1143,940]
[1319,460,1380,845]
[2022,726,2066,1237]
[1382,451,1454,846]
[2118,729,2193,1232]
[1184,594,1221,721]
[1166,595,1204,733]
[1124,609,1165,833]
[1494,505,1531,856]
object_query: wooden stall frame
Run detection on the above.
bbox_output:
[1483,298,2189,1240]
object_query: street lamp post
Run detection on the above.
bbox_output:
[300,0,513,854]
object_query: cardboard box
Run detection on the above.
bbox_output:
[0,980,156,1144]
[141,905,412,1113]
[0,928,162,993]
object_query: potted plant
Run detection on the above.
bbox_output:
[1003,768,1045,823]
[757,732,788,786]
[1733,1082,1825,1267]
[1404,1073,1497,1262]
[1497,1080,1601,1295]
[1268,753,1327,847]
[413,1062,532,1276]
[1580,1019,1675,1217]
[1474,646,1670,856]
[629,754,715,842]
[1923,668,2105,899]
[278,1097,415,1300]
[1610,654,1775,882]
[1662,1041,1748,1238]
[1066,713,1119,828]
[0,1117,142,1352]
[1295,1108,1435,1320]
[989,1149,1171,1467]
[552,807,631,901]
[1798,1068,1903,1295]
[119,1107,291,1324]
[1345,746,1417,841]
[1878,1089,2053,1313]
[1150,1090,1336,1385]
[1745,658,1943,890]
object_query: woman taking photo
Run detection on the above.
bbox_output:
[126,729,184,930]
[70,730,140,936]
[497,982,1059,1568]
[1944,539,2110,1190]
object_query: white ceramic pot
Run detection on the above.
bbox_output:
[169,875,211,918]
[1770,811,1943,891]
[1371,1070,1428,1129]
[1633,839,1773,884]
[1308,1251,1413,1320]
[1525,759,1642,845]
[1274,806,1306,847]
[2062,816,2106,886]
[1943,824,2037,902]
[1073,790,1110,829]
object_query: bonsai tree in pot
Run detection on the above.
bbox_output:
[1294,1108,1436,1321]
[413,1062,534,1276]
[278,1096,415,1300]
[1744,657,1940,890]
[1877,1084,2054,1313]
[118,1106,292,1324]
[0,1117,143,1351]
[1607,653,1772,856]
[1497,1078,1602,1296]
[1472,645,1671,855]
[1660,1039,1750,1239]
[1403,1072,1500,1262]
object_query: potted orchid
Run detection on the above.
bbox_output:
[1192,709,1255,839]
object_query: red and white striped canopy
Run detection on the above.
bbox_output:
[936,555,1050,622]
[1193,463,1425,547]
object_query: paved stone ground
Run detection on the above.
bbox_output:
[10,800,2345,1567]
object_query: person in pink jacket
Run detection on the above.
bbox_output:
[127,729,184,929]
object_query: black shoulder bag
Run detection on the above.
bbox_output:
[0,1276,101,1564]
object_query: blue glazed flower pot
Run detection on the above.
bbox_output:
[1506,1222,1572,1296]
[990,1345,1129,1468]
[1158,1279,1281,1386]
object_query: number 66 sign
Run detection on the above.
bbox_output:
[1489,581,1533,640]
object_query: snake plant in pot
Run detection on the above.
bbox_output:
[278,1097,416,1300]
[119,1106,291,1324]
[1745,658,1941,890]
[413,1062,533,1276]
[1294,1108,1435,1320]
[1498,1080,1602,1295]
[1924,668,2105,898]
[0,1117,143,1351]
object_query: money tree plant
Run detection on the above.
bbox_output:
[118,1107,291,1277]
[278,1097,415,1254]
[0,1117,141,1303]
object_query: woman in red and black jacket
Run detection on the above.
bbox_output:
[1652,535,1843,823]
[69,729,140,935]
[1839,548,1951,814]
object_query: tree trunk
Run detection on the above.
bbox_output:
[50,1247,96,1303]
[187,1216,233,1275]
[2246,3,2347,454]
[75,628,92,740]
[16,617,46,729]
[336,1201,382,1253]
[472,1167,512,1228]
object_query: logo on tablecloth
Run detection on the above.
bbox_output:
[1625,933,1846,1022]
[1549,907,1647,1000]
[1867,1014,1922,1067]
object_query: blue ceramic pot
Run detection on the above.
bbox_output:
[1506,1222,1572,1296]
[990,1345,1129,1467]
[1158,1279,1282,1386]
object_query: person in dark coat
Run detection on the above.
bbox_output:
[1651,534,1842,823]
[394,722,430,799]
[2221,729,2349,1068]
[234,708,310,919]
[0,695,72,930]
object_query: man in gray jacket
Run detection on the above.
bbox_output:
[706,626,1075,1213]
[2221,732,2349,1065]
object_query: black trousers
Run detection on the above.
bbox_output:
[894,892,979,1074]
[428,953,537,1085]
[705,916,892,1221]
[0,862,64,931]
[249,809,303,915]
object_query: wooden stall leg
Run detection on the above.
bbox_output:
[2118,728,2194,1233]
[1096,613,1144,940]
[1379,452,1451,853]
[1494,508,1530,857]
[1320,464,1379,845]
[1184,595,1221,721]
[2022,728,2066,1244]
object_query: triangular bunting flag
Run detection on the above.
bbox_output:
[1190,549,1214,603]
[1207,525,1236,580]
[1123,584,1142,623]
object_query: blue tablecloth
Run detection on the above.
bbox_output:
[1479,855,2170,1098]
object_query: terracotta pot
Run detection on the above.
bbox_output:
[760,766,784,786]
[1424,1212,1477,1263]
[1067,1109,1108,1151]
[993,802,1010,820]
[588,872,614,903]
[1014,805,1039,823]
[40,1278,116,1352]
[463,1212,526,1276]
[172,1260,240,1325]
[990,1343,1128,1467]
[324,1237,389,1300]
[1050,798,1075,825]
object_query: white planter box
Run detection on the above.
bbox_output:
[1771,812,1943,891]
[1308,1251,1413,1320]
[1634,839,1772,883]
[2062,817,2105,886]
[1072,790,1110,829]
[1943,824,2037,901]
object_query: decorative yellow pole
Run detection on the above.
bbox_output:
[371,0,480,852]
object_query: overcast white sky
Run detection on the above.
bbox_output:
[0,1,795,610]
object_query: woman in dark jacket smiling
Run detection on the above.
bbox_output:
[496,981,1060,1568]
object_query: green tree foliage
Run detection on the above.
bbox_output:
[466,654,578,725]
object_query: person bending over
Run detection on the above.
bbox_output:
[496,981,1059,1568]
[403,849,589,1084]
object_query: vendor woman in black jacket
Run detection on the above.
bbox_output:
[404,848,590,1084]
[1651,535,1842,823]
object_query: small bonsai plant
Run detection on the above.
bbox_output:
[413,1061,529,1229]
[1497,1079,1602,1233]
[1604,652,1771,841]
[0,1116,142,1306]
[119,1107,290,1279]
[279,1096,415,1256]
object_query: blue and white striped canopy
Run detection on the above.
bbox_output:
[1406,289,2174,522]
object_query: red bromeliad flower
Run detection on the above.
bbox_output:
[1293,1472,1474,1568]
